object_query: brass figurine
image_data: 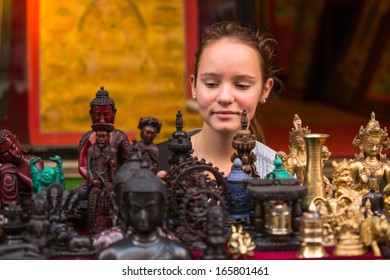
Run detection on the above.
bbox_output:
[333,204,366,256]
[384,184,390,217]
[361,200,390,257]
[349,112,390,195]
[277,114,311,185]
[313,195,354,246]
[228,224,256,259]
[297,203,327,258]
[331,159,361,202]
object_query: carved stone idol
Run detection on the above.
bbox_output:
[98,162,193,260]
[133,116,162,173]
[86,122,117,236]
[201,205,229,260]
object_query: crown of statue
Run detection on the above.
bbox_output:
[289,114,310,142]
[354,112,389,148]
[361,112,387,136]
[90,86,115,107]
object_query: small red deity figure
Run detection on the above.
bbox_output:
[86,123,117,236]
[0,129,44,215]
[78,86,131,180]
[134,116,162,173]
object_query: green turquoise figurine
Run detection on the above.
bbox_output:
[30,155,65,192]
[266,156,294,179]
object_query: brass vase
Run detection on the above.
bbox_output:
[302,133,329,210]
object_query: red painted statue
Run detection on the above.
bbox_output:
[0,129,44,216]
[78,86,131,179]
[86,123,117,236]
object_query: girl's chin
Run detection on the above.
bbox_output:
[210,123,241,133]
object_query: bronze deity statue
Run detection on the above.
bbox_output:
[333,204,366,256]
[97,161,193,260]
[349,112,390,195]
[331,159,360,202]
[277,114,311,185]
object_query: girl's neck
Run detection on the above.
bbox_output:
[192,124,237,175]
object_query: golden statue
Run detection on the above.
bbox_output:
[383,184,390,217]
[349,112,390,195]
[227,224,255,259]
[333,203,366,256]
[277,114,311,185]
[361,199,390,257]
[331,159,361,202]
[313,195,354,246]
[278,115,332,191]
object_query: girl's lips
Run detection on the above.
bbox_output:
[212,111,241,120]
[213,110,240,115]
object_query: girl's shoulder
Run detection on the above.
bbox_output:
[254,141,276,163]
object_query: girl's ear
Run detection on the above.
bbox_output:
[260,78,274,103]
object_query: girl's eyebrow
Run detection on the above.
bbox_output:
[200,73,256,81]
[234,75,256,81]
[200,72,219,79]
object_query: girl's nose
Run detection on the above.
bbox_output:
[216,85,234,103]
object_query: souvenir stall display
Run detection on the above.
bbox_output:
[1,89,390,260]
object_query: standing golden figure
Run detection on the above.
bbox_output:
[277,114,311,185]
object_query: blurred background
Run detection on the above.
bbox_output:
[0,0,389,181]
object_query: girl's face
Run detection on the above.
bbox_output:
[191,38,273,133]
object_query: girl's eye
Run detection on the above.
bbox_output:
[205,82,218,88]
[236,84,250,90]
[205,82,219,88]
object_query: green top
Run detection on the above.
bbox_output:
[265,156,294,179]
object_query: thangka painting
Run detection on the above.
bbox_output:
[27,0,201,145]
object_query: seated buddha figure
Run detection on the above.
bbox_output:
[0,129,44,216]
[349,112,390,195]
[97,162,193,260]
